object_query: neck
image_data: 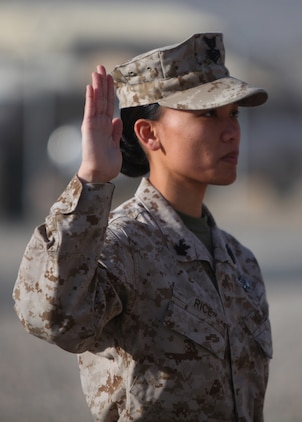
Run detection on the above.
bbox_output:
[149,174,207,218]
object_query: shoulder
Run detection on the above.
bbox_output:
[107,195,160,244]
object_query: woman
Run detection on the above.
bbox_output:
[13,33,272,421]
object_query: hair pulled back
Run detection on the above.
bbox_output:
[120,104,161,177]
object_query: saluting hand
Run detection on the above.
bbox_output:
[78,65,123,183]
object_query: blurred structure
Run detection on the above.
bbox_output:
[0,0,301,221]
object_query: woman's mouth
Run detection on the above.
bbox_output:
[221,152,239,165]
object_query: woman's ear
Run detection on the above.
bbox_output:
[134,119,161,151]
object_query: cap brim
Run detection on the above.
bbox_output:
[158,77,268,110]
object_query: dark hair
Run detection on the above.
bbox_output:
[120,103,161,177]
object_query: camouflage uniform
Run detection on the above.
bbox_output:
[13,176,272,422]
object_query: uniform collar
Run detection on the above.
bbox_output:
[135,178,236,268]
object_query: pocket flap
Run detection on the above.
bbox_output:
[244,310,273,358]
[163,299,226,359]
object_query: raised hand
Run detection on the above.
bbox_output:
[78,65,123,183]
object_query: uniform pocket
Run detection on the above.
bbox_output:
[243,308,273,358]
[163,295,226,359]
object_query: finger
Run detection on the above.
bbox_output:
[83,84,95,121]
[92,65,108,114]
[96,65,115,118]
[112,117,123,146]
[92,69,107,115]
[106,73,115,118]
[96,64,106,76]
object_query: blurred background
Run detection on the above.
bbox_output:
[0,0,301,421]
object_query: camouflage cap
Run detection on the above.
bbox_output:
[111,33,268,110]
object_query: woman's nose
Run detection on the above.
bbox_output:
[221,120,241,143]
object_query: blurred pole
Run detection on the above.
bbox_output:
[22,55,55,221]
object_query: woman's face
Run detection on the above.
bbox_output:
[151,104,241,187]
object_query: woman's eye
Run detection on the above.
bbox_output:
[203,110,216,117]
[231,109,240,119]
[198,108,239,118]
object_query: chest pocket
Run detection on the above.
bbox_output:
[163,292,227,360]
[243,308,273,359]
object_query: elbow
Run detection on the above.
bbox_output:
[14,302,94,354]
[46,310,96,353]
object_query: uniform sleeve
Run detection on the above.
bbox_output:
[12,176,124,353]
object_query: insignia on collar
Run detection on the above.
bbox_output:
[238,275,252,292]
[174,239,190,256]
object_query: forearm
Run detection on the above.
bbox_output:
[13,176,122,353]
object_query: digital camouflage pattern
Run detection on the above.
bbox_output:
[13,176,272,422]
[112,33,268,110]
